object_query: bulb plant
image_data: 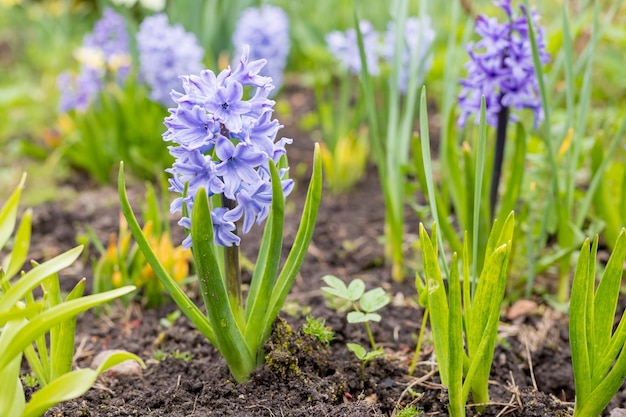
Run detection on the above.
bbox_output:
[0,175,143,417]
[417,88,514,416]
[119,47,322,383]
[570,229,626,417]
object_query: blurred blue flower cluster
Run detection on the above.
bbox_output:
[232,5,290,93]
[137,13,204,107]
[325,17,435,92]
[457,0,550,127]
[163,48,294,248]
[58,8,130,112]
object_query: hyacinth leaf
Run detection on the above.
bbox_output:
[0,285,135,373]
[3,209,32,280]
[359,288,390,313]
[322,275,365,301]
[0,173,25,251]
[592,229,626,366]
[570,237,593,409]
[0,246,82,313]
[464,243,510,406]
[263,143,322,337]
[419,223,450,385]
[118,163,216,346]
[191,187,255,383]
[244,159,285,350]
[347,311,381,324]
[22,351,144,417]
[447,253,465,417]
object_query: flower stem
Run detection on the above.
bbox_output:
[489,103,509,220]
[222,194,242,308]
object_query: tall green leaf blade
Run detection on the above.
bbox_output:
[447,253,465,417]
[118,164,216,345]
[244,160,285,351]
[191,187,255,383]
[570,238,592,405]
[0,174,25,251]
[592,230,626,361]
[420,223,450,385]
[3,209,32,280]
[264,144,322,340]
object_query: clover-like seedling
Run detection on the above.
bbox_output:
[321,275,390,351]
[347,343,384,380]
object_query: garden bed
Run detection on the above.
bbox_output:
[22,128,626,416]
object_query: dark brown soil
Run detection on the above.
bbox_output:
[17,87,626,416]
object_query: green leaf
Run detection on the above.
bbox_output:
[118,164,216,345]
[321,275,351,300]
[0,173,25,251]
[264,143,322,332]
[569,238,592,405]
[347,343,366,360]
[347,311,381,323]
[3,209,32,280]
[420,223,450,385]
[359,288,390,313]
[191,187,255,383]
[22,351,145,417]
[244,160,286,351]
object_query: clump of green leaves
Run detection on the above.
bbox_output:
[321,275,390,375]
[570,230,626,417]
[302,316,334,346]
[0,175,143,417]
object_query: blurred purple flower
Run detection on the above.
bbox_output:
[164,47,293,247]
[326,20,381,76]
[57,8,130,113]
[458,0,550,127]
[382,16,435,93]
[232,5,290,93]
[137,13,205,107]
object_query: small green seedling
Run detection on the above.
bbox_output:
[159,310,181,329]
[322,275,390,350]
[171,350,193,362]
[347,342,384,380]
[302,316,335,346]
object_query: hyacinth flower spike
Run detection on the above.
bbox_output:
[458,0,549,218]
[119,46,322,383]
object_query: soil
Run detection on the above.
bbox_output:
[16,86,626,416]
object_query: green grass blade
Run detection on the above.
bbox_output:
[471,98,488,296]
[3,209,31,280]
[447,253,465,417]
